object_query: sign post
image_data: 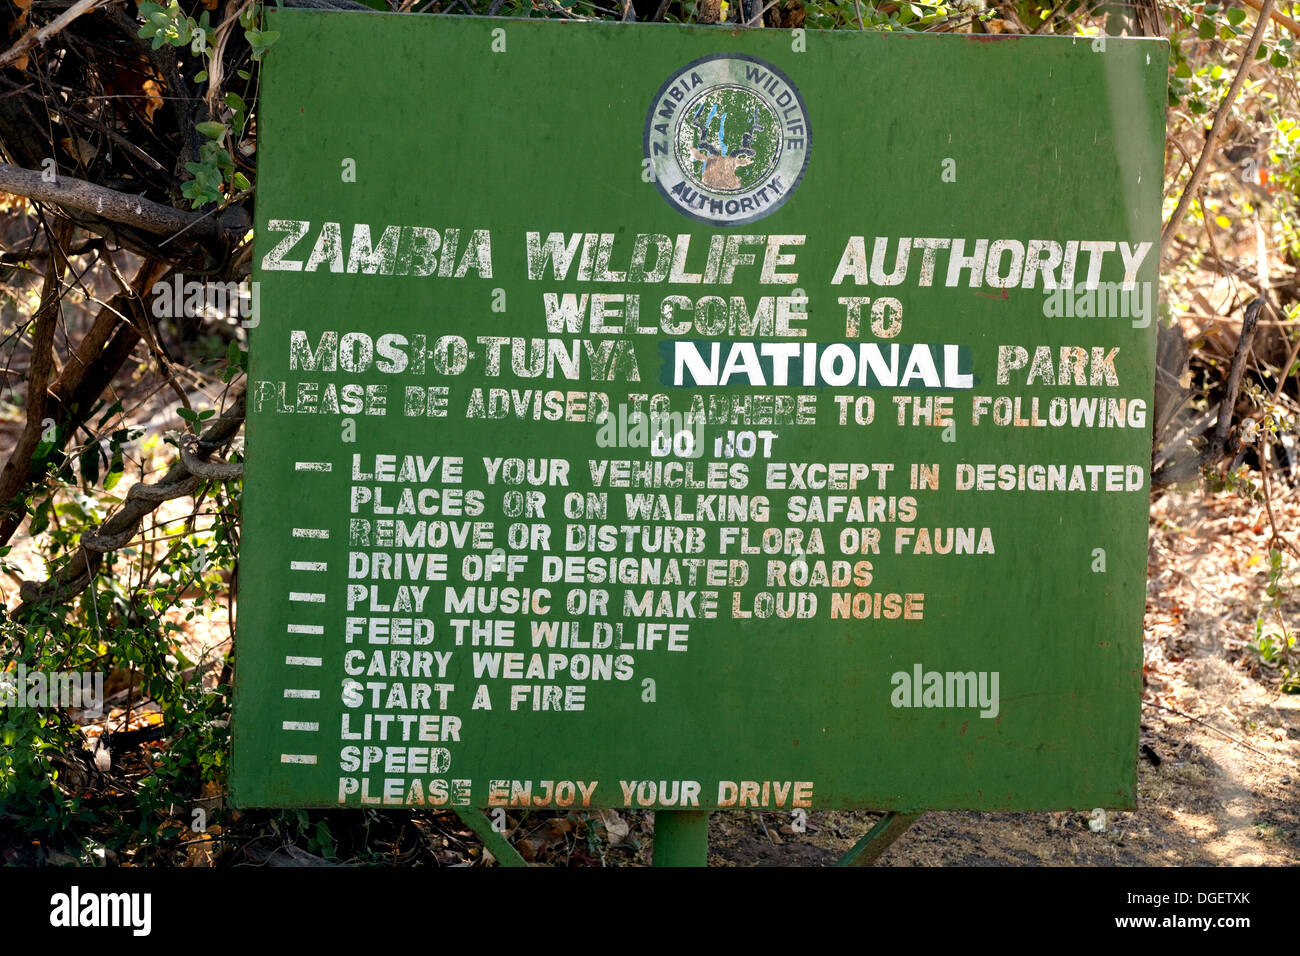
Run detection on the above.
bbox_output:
[232,12,1167,863]
[653,809,709,867]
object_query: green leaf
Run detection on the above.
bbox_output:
[225,92,247,112]
[80,445,100,486]
[1256,41,1269,59]
[195,121,227,140]
[97,399,124,428]
[104,452,125,491]
[177,407,199,423]
[1226,8,1246,24]
[1197,17,1215,38]
[1271,49,1289,67]
[247,28,281,61]
[233,171,250,191]
[1175,62,1193,78]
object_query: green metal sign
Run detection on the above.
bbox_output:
[231,11,1167,813]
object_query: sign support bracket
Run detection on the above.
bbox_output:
[455,808,529,868]
[835,811,921,867]
[652,810,709,866]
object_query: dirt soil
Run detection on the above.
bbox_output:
[706,487,1300,866]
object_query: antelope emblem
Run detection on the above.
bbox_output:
[688,102,764,191]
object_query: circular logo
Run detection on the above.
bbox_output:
[644,55,811,227]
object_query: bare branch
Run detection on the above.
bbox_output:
[17,391,246,615]
[1160,0,1277,258]
[0,222,72,540]
[0,0,110,72]
[179,434,244,481]
[1152,299,1264,487]
[1240,0,1300,37]
[0,162,250,241]
[0,257,166,547]
[1212,299,1264,447]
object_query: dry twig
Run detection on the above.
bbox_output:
[1160,0,1277,258]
